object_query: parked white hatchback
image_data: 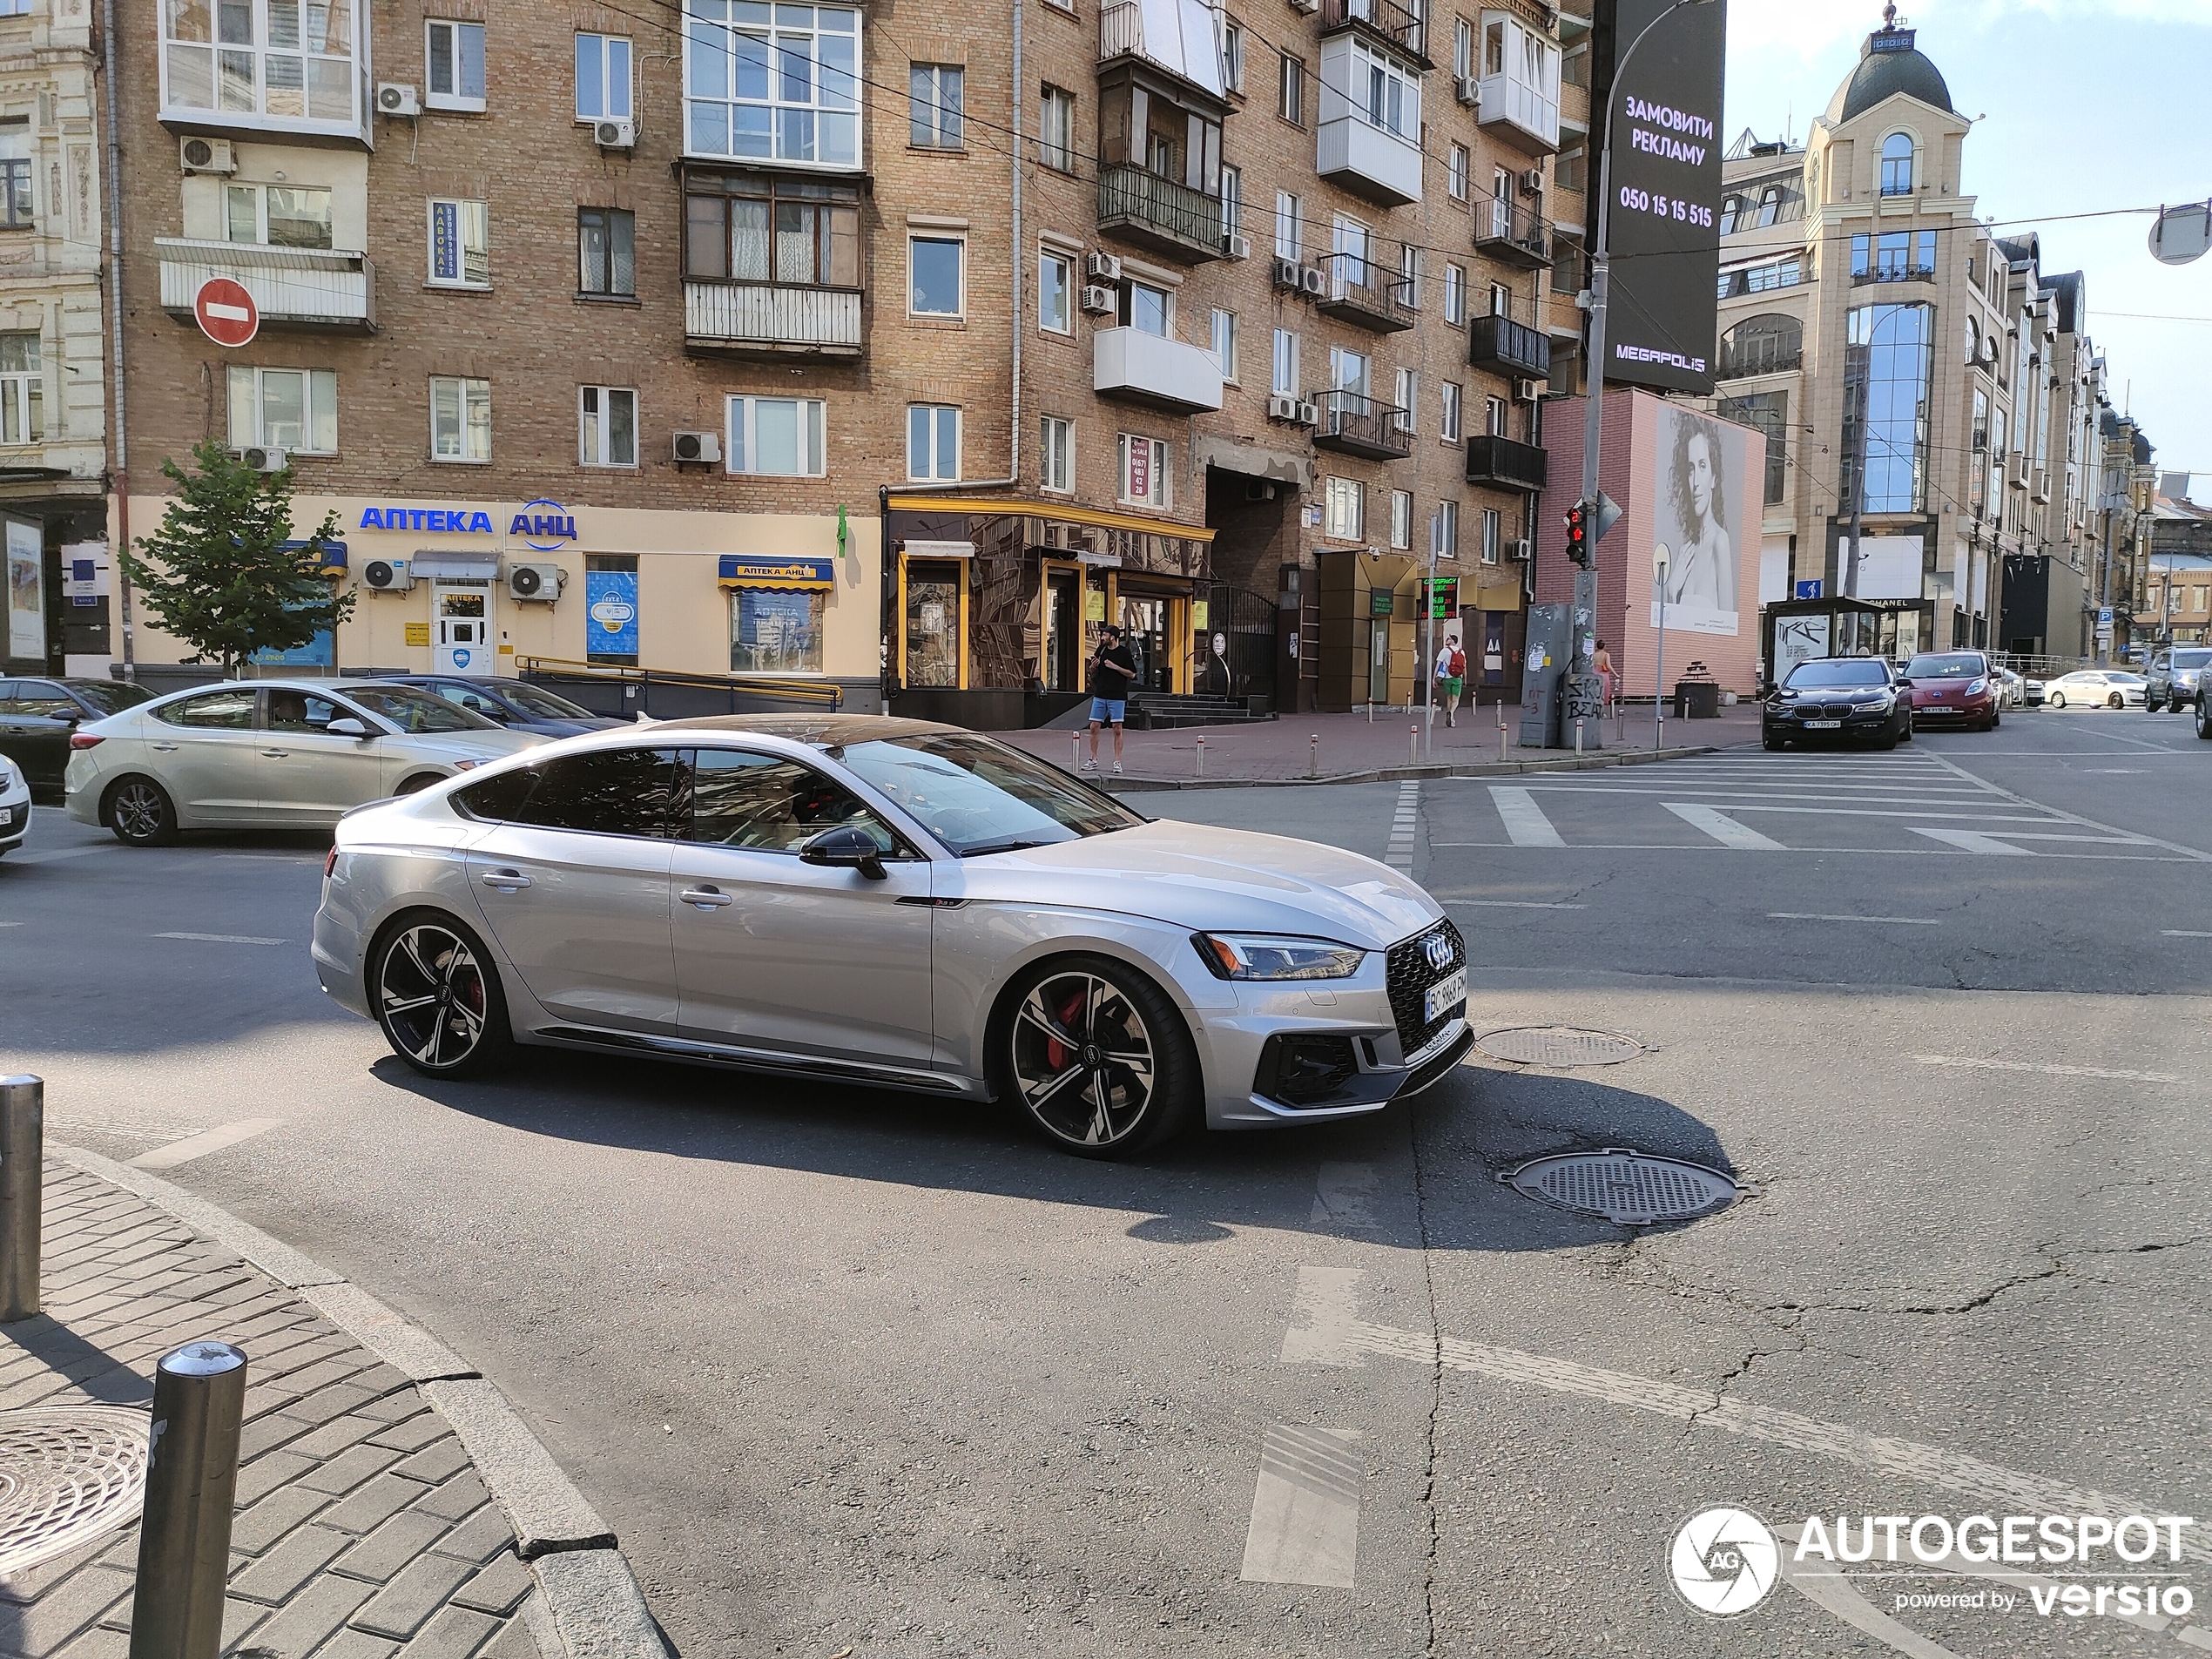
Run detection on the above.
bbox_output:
[0,749,30,856]
[65,679,546,846]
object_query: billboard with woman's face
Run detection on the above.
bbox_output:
[1650,405,1745,636]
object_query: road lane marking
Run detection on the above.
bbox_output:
[1488,786,1563,847]
[1920,749,2212,861]
[1441,899,1588,910]
[1310,1163,1378,1230]
[1768,913,1940,925]
[1663,802,1784,849]
[1384,781,1419,873]
[131,1116,287,1170]
[152,931,288,945]
[1907,827,2035,856]
[1915,1055,2183,1083]
[1278,1267,2212,1566]
[1238,1426,1364,1588]
[0,921,18,927]
[2162,930,2212,938]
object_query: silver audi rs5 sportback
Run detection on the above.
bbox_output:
[313,716,1474,1157]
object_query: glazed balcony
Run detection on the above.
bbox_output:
[1096,164,1226,265]
[1316,252,1416,333]
[1312,390,1412,461]
[1098,0,1226,100]
[684,280,864,357]
[1464,433,1548,493]
[1467,313,1552,379]
[156,239,374,333]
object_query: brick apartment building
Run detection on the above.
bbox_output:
[106,0,1588,720]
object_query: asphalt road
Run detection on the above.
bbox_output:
[3,706,2209,1658]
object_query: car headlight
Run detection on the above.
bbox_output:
[1855,693,1895,711]
[448,759,482,772]
[1966,678,1989,696]
[1193,933,1367,981]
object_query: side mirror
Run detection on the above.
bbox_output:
[1894,677,1912,689]
[799,824,887,880]
[326,717,372,738]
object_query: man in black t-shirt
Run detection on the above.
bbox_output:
[1085,624,1138,774]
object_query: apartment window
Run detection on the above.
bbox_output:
[910,64,963,148]
[1490,281,1510,317]
[1443,263,1465,325]
[0,334,38,445]
[1039,249,1072,333]
[685,174,859,286]
[1273,191,1301,260]
[224,183,332,249]
[1447,144,1468,202]
[1330,346,1369,397]
[728,395,827,475]
[1480,506,1501,563]
[1453,16,1473,79]
[579,386,638,468]
[1278,52,1305,126]
[1323,476,1363,540]
[425,21,486,112]
[1271,327,1299,396]
[1440,381,1461,442]
[1393,368,1416,431]
[1399,244,1421,308]
[684,3,860,168]
[1880,132,1914,197]
[578,208,636,296]
[1211,308,1238,381]
[159,0,360,130]
[1752,184,1784,228]
[427,198,489,287]
[1555,145,1584,195]
[1433,500,1458,559]
[1718,194,1742,237]
[1039,85,1075,171]
[1040,415,1074,492]
[576,32,632,120]
[908,404,960,481]
[1350,41,1418,139]
[0,142,26,228]
[910,235,964,316]
[1485,395,1506,436]
[1119,434,1168,507]
[1221,19,1246,92]
[1391,489,1413,550]
[1221,164,1243,236]
[227,365,336,455]
[429,376,490,462]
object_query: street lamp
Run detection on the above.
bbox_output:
[1574,0,1718,745]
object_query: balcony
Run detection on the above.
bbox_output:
[1316,253,1416,333]
[1319,0,1430,70]
[1097,165,1225,265]
[1476,71,1560,156]
[685,281,864,357]
[1464,433,1548,494]
[1717,341,1803,380]
[156,239,374,333]
[1095,326,1224,413]
[2033,468,2052,503]
[1851,264,1936,287]
[1317,115,1422,207]
[1473,193,1550,270]
[1312,390,1412,461]
[1098,0,1226,99]
[1467,314,1552,379]
[2007,452,2030,492]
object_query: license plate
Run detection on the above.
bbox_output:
[1804,719,1841,730]
[1424,968,1467,1023]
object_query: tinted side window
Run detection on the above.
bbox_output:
[509,748,681,837]
[453,766,539,823]
[158,690,257,729]
[686,749,896,853]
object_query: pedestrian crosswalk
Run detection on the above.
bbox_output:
[1449,752,2207,860]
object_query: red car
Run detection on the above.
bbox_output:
[1903,651,2001,732]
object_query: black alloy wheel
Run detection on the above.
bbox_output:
[999,956,1196,1158]
[373,914,514,1077]
[107,777,179,846]
[2197,702,2212,739]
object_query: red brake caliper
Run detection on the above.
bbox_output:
[1045,989,1086,1070]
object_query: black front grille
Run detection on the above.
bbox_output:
[1386,920,1466,1057]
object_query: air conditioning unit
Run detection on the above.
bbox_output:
[236,445,287,473]
[1520,168,1544,194]
[1266,394,1300,421]
[1079,283,1117,315]
[1453,76,1479,107]
[178,136,235,175]
[1289,0,1318,13]
[673,429,722,464]
[1223,233,1251,260]
[1294,400,1319,427]
[362,558,414,593]
[594,118,637,151]
[1271,256,1303,291]
[1514,378,1543,402]
[1298,264,1326,296]
[1084,251,1123,283]
[376,82,420,117]
[508,563,563,602]
[1508,538,1532,561]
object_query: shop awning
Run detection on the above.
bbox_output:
[410,550,501,579]
[718,554,836,590]
[883,493,1216,544]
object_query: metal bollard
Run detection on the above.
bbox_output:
[1309,733,1319,779]
[1,1075,41,1323]
[1498,707,1508,764]
[1070,731,1081,771]
[131,1341,248,1659]
[1195,735,1204,778]
[1575,719,1585,757]
[1409,725,1418,766]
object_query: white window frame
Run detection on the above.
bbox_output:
[428,375,490,463]
[1448,143,1469,202]
[1040,415,1074,493]
[427,198,489,288]
[227,364,337,455]
[1433,500,1458,560]
[1118,433,1169,508]
[1345,39,1419,140]
[158,0,363,137]
[1393,367,1416,431]
[1221,18,1245,93]
[910,63,965,149]
[1323,475,1364,541]
[1221,164,1243,236]
[224,182,334,249]
[1490,280,1511,317]
[1039,248,1072,334]
[576,32,632,122]
[908,233,966,319]
[1128,279,1173,339]
[1330,346,1370,398]
[907,403,961,482]
[682,3,861,170]
[1389,489,1413,551]
[1486,395,1507,436]
[1039,85,1076,172]
[1444,263,1465,325]
[1399,244,1421,309]
[1211,308,1238,382]
[726,395,829,477]
[1454,16,1473,79]
[1481,506,1501,563]
[1274,190,1301,261]
[0,332,40,446]
[1271,327,1299,397]
[1440,381,1462,443]
[425,20,486,113]
[579,385,638,469]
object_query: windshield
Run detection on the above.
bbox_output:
[2175,651,2212,670]
[343,686,500,733]
[1783,660,1888,690]
[834,734,1143,855]
[502,683,597,720]
[66,680,153,714]
[1904,654,1984,679]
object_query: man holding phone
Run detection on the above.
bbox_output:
[1085,624,1139,774]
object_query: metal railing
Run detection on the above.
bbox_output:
[1463,433,1548,492]
[1467,313,1552,378]
[1474,193,1550,263]
[1312,389,1413,459]
[1096,164,1224,258]
[1318,251,1418,327]
[685,280,863,350]
[1717,340,1803,379]
[1320,0,1428,63]
[516,657,844,713]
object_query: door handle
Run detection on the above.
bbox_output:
[479,868,532,891]
[150,742,178,752]
[260,748,289,758]
[679,886,735,910]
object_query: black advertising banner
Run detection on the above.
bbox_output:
[1601,0,1727,395]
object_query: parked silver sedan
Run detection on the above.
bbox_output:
[312,716,1474,1157]
[65,679,545,845]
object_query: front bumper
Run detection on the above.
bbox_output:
[0,790,28,850]
[1764,700,1899,738]
[1911,695,1996,724]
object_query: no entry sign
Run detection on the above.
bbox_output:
[193,277,259,347]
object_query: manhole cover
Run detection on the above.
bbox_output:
[1500,1149,1749,1226]
[0,1406,151,1575]
[1476,1027,1644,1067]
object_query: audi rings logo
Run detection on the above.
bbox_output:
[1422,932,1454,972]
[1669,1507,1780,1618]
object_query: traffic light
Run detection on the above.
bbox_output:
[1564,500,1590,568]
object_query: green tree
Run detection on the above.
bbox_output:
[121,440,354,676]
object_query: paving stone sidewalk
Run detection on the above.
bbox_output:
[0,1161,550,1659]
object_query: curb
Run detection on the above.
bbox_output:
[50,1142,666,1659]
[1096,742,1724,792]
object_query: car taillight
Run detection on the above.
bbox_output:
[68,732,104,750]
[324,846,340,879]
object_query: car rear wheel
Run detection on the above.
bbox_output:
[105,776,179,846]
[2107,692,2124,710]
[995,955,1197,1158]
[371,912,514,1078]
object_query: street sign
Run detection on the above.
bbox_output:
[192,277,259,347]
[2150,203,2211,267]
[1796,579,1824,599]
[2100,607,2115,624]
[1592,490,1623,543]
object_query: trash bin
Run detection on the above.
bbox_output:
[1673,680,1722,719]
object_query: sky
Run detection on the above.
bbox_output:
[1722,0,2212,502]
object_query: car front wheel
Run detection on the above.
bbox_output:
[371,912,515,1078]
[996,955,1197,1158]
[106,776,179,846]
[2049,691,2067,709]
[2108,693,2124,710]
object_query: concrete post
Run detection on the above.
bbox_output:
[0,1075,41,1323]
[130,1341,249,1659]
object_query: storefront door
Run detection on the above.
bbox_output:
[1120,593,1184,694]
[433,582,494,678]
[1044,570,1080,691]
[1369,620,1390,705]
[903,559,965,688]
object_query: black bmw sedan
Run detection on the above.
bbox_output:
[1764,657,1913,751]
